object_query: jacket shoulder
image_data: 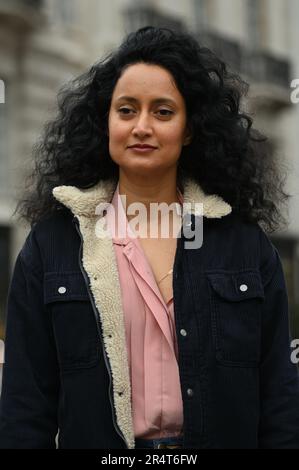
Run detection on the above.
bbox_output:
[227,213,279,284]
[20,209,75,271]
[208,213,278,282]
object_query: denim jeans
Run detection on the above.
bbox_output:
[135,435,184,449]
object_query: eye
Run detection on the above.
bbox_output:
[157,109,173,116]
[118,107,133,115]
[117,107,173,116]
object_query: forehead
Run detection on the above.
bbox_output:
[112,63,183,103]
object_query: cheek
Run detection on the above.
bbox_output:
[109,120,129,144]
[161,123,186,145]
[160,114,187,139]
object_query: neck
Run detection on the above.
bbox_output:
[119,171,180,208]
[118,170,182,234]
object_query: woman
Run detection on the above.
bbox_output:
[0,26,298,449]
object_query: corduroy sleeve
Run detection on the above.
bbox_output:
[0,229,59,449]
[258,227,299,448]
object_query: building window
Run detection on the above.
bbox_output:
[123,4,184,34]
[0,79,4,104]
[247,0,261,48]
[193,0,208,30]
[0,226,10,340]
[0,83,9,195]
[50,0,75,26]
[58,0,74,23]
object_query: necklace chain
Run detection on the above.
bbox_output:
[157,268,173,284]
[155,188,182,286]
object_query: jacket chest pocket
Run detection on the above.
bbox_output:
[44,272,101,372]
[207,271,265,367]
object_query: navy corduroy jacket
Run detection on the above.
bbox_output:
[0,177,299,449]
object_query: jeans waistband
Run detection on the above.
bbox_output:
[135,435,184,449]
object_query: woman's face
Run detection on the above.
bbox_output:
[108,62,191,178]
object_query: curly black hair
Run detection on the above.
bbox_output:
[15,26,289,232]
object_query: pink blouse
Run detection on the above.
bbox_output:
[105,183,184,439]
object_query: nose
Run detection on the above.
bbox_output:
[132,111,153,137]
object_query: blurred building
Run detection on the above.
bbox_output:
[0,0,299,344]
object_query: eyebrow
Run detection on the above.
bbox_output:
[115,95,177,106]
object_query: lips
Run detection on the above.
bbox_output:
[129,145,157,149]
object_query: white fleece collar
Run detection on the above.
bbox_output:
[52,176,232,219]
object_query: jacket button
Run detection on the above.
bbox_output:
[180,329,187,337]
[239,284,248,292]
[187,388,194,397]
[58,286,67,294]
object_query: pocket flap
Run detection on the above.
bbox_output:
[207,271,265,302]
[44,271,89,304]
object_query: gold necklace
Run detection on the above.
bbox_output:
[157,268,173,284]
[156,188,183,286]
